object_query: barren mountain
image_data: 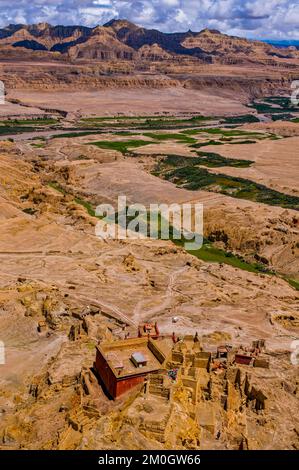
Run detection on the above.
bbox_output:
[182,28,299,64]
[68,26,136,61]
[0,23,92,51]
[0,19,298,66]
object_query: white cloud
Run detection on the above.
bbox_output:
[93,0,113,5]
[175,9,189,24]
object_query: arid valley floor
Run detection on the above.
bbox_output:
[0,22,299,450]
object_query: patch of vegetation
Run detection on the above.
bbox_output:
[191,138,260,148]
[48,182,66,194]
[152,152,253,173]
[174,238,273,274]
[113,131,138,136]
[248,96,297,117]
[142,132,197,144]
[229,139,257,145]
[156,165,299,210]
[80,115,213,131]
[0,118,59,136]
[271,113,296,122]
[81,115,161,122]
[31,142,46,148]
[48,182,96,217]
[6,118,58,126]
[22,207,37,215]
[89,139,155,154]
[30,136,46,141]
[222,114,260,124]
[111,206,273,274]
[47,182,299,289]
[286,278,299,291]
[52,130,104,139]
[264,96,295,107]
[195,128,265,138]
[0,125,36,135]
[179,129,203,136]
[196,152,253,167]
[74,196,96,217]
[191,140,225,148]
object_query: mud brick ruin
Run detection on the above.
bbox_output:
[95,332,271,449]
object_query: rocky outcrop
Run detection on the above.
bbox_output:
[182,28,299,65]
[68,27,136,61]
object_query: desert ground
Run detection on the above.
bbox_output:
[200,136,299,196]
[0,47,298,450]
[7,87,250,117]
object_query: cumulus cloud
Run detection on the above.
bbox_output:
[0,0,298,39]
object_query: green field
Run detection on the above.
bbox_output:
[80,114,214,131]
[0,125,36,135]
[0,117,59,136]
[85,126,275,155]
[80,113,265,130]
[142,132,197,144]
[5,118,58,126]
[189,128,267,138]
[89,139,155,154]
[52,130,105,139]
[222,114,260,124]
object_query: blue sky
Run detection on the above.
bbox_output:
[0,0,298,39]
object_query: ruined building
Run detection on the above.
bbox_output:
[94,337,166,398]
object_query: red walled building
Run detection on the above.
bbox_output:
[138,322,160,340]
[235,354,253,366]
[95,337,166,399]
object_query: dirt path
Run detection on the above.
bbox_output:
[64,291,138,328]
[132,265,188,323]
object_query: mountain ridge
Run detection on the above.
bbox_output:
[0,19,298,65]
